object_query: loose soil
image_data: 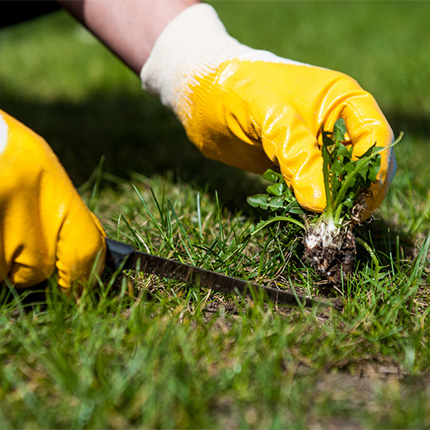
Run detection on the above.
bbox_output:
[303,225,357,287]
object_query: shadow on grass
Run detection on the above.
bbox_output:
[3,89,266,213]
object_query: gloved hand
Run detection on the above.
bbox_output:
[141,4,396,218]
[0,110,106,290]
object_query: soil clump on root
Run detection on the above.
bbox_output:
[303,222,357,287]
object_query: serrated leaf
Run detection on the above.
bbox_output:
[333,118,347,142]
[248,124,401,230]
[336,143,352,160]
[357,167,369,181]
[367,159,381,183]
[343,161,355,175]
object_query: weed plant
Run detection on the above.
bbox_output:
[1,3,430,429]
[1,172,430,428]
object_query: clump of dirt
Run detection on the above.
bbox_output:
[303,222,357,287]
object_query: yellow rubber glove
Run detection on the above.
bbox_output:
[141,4,396,218]
[0,110,106,290]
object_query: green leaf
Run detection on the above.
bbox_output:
[268,196,286,210]
[320,120,401,226]
[248,125,402,231]
[367,158,381,183]
[285,201,306,215]
[335,142,352,160]
[267,182,287,196]
[247,194,270,209]
[321,132,334,219]
[263,169,283,183]
[333,118,347,142]
[343,161,355,176]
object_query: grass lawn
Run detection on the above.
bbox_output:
[1,2,430,428]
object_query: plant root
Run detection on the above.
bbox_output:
[303,222,357,287]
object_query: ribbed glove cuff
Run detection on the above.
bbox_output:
[0,113,8,155]
[140,4,251,113]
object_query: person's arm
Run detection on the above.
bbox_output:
[57,0,199,74]
[59,1,396,218]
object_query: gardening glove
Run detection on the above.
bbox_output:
[0,110,106,290]
[141,4,396,218]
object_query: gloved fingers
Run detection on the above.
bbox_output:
[332,92,396,218]
[55,198,106,292]
[340,92,394,170]
[262,113,326,213]
[316,74,394,174]
[0,110,106,292]
[2,202,106,292]
[1,254,56,289]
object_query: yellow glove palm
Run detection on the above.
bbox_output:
[0,110,106,290]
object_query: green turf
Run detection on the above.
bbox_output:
[1,2,430,428]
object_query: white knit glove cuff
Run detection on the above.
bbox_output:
[0,113,8,155]
[140,4,252,113]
